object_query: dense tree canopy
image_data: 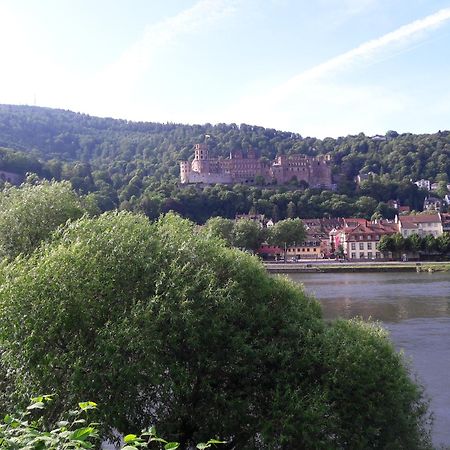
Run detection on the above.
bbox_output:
[0,204,431,449]
[0,104,448,222]
[268,218,306,260]
[378,232,450,259]
[0,178,92,260]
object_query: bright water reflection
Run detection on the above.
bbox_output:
[287,272,450,447]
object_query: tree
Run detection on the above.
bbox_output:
[355,196,378,218]
[392,233,406,260]
[0,178,90,260]
[436,232,450,255]
[423,234,438,255]
[286,201,297,219]
[231,218,264,252]
[374,201,397,220]
[406,233,423,255]
[0,212,320,447]
[203,216,234,244]
[320,319,431,449]
[0,212,431,449]
[436,180,449,199]
[268,218,306,261]
[377,234,395,258]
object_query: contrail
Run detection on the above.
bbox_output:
[270,7,450,99]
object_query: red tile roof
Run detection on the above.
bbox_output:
[399,214,441,223]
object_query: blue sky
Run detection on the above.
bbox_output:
[1,0,450,137]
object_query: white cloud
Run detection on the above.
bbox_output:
[0,0,241,115]
[227,7,450,136]
[79,0,240,117]
[270,7,450,102]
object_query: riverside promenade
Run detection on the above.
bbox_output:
[264,260,450,273]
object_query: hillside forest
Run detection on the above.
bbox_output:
[0,104,449,223]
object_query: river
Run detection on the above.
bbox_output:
[287,271,450,448]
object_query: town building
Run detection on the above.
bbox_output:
[441,213,450,233]
[444,194,450,206]
[180,143,333,187]
[302,218,345,258]
[330,219,398,260]
[235,213,267,228]
[356,172,376,185]
[397,213,443,238]
[414,179,431,191]
[286,238,322,259]
[257,217,344,260]
[423,196,442,212]
[430,182,450,192]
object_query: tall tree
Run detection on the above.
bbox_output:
[0,178,90,260]
[0,212,431,449]
[203,216,234,244]
[268,218,306,261]
[286,201,297,219]
[231,219,264,252]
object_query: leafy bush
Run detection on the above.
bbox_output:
[0,211,432,448]
[0,396,99,449]
[321,319,432,449]
[0,396,224,450]
[0,178,91,260]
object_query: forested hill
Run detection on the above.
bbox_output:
[0,103,449,222]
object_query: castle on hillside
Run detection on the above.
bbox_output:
[180,143,332,187]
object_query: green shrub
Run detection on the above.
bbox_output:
[0,179,91,260]
[0,211,432,449]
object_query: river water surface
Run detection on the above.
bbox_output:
[287,272,450,447]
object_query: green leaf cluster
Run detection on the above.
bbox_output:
[1,105,449,222]
[0,396,99,449]
[0,179,91,260]
[0,209,432,448]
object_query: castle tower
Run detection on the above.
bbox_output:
[192,143,210,173]
[194,143,208,161]
[179,161,190,184]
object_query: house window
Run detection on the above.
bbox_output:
[367,235,371,240]
[367,243,372,250]
[351,252,356,259]
[359,253,365,259]
[368,252,373,258]
[359,243,364,250]
[375,235,380,240]
[376,252,381,259]
[359,235,363,240]
[351,243,356,250]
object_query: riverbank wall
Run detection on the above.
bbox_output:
[265,262,450,274]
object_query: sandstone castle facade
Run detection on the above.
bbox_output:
[180,143,332,187]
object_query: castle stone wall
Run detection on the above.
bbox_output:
[180,144,332,188]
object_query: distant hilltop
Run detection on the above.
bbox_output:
[180,143,333,188]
